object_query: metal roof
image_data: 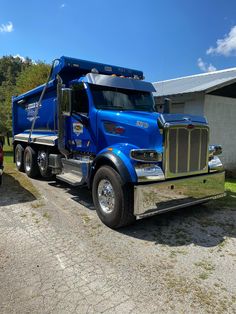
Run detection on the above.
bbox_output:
[153,67,236,97]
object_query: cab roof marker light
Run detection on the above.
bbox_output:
[91,68,99,74]
[104,66,112,72]
[17,99,25,104]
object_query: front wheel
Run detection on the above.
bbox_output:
[92,166,135,229]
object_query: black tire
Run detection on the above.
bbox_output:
[38,150,52,178]
[15,144,25,172]
[24,146,39,178]
[92,166,135,229]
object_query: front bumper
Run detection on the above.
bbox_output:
[134,171,225,219]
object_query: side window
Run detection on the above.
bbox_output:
[72,83,89,114]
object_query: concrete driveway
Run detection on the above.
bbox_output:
[0,169,236,313]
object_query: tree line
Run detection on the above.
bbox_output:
[0,56,50,134]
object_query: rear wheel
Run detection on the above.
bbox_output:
[15,144,25,172]
[24,146,39,178]
[92,166,135,229]
[38,150,52,178]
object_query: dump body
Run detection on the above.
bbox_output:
[12,56,225,228]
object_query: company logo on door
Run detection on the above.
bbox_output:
[73,122,83,135]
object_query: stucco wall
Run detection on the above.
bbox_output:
[182,94,205,116]
[204,94,236,175]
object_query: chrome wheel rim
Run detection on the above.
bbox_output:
[38,151,47,171]
[16,149,22,167]
[98,179,115,214]
[25,152,31,172]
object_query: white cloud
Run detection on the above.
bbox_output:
[60,3,66,8]
[13,54,37,64]
[0,21,14,33]
[207,25,236,56]
[197,58,217,72]
[13,54,26,62]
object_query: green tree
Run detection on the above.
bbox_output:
[16,63,50,94]
[0,56,50,134]
[0,55,32,134]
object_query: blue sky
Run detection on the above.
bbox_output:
[0,0,236,82]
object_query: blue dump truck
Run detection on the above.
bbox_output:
[12,56,225,228]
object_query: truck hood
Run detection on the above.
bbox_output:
[96,110,208,153]
[96,110,162,152]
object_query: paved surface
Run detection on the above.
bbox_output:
[0,171,236,313]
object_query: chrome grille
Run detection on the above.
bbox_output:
[165,126,209,177]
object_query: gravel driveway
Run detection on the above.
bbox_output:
[0,169,236,314]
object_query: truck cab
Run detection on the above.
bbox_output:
[12,56,225,228]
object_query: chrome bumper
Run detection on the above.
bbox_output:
[134,172,225,219]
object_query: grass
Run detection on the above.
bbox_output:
[213,178,236,209]
[2,139,40,199]
[225,178,236,191]
[2,139,14,163]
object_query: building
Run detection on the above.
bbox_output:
[153,68,236,175]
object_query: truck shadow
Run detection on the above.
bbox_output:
[48,181,95,210]
[120,192,236,248]
[0,173,36,206]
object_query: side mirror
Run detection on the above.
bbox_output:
[163,98,172,114]
[61,88,72,116]
[209,145,222,156]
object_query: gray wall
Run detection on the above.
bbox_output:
[155,93,205,115]
[204,94,236,175]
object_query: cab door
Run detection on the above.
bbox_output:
[67,83,96,154]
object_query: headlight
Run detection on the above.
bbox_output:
[130,149,162,162]
[209,145,222,157]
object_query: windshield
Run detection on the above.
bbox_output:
[89,84,155,112]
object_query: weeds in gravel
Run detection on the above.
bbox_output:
[165,273,231,313]
[81,214,91,224]
[31,200,44,208]
[43,212,50,219]
[194,260,215,281]
[198,272,209,280]
[217,238,228,252]
[169,249,188,258]
[194,260,215,272]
